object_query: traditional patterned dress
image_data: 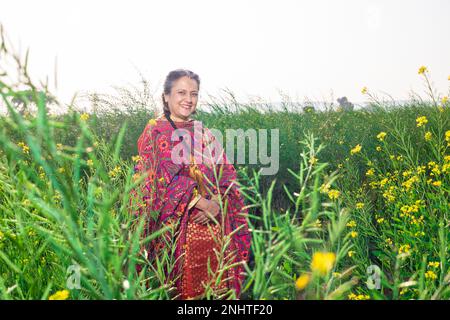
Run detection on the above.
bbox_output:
[129,117,251,299]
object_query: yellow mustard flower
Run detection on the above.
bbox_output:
[309,156,318,165]
[348,250,355,258]
[148,118,157,126]
[17,141,30,154]
[377,132,387,141]
[399,244,411,254]
[350,144,362,155]
[314,219,322,228]
[132,155,142,162]
[425,270,437,280]
[295,274,310,290]
[108,166,121,178]
[356,202,364,209]
[87,159,94,167]
[328,189,340,200]
[416,116,428,127]
[49,289,70,300]
[361,87,368,94]
[310,252,336,276]
[424,131,432,141]
[350,231,358,238]
[377,217,385,224]
[348,293,370,300]
[441,96,448,104]
[80,113,90,121]
[428,261,440,268]
[366,168,375,176]
[320,183,331,194]
[346,220,357,228]
[445,130,450,142]
[418,66,428,75]
[432,180,442,187]
[376,146,382,152]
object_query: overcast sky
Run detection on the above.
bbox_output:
[1,0,449,108]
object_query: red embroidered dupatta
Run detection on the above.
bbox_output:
[129,118,251,299]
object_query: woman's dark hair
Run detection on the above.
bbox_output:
[162,69,200,115]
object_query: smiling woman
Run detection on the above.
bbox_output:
[129,69,251,300]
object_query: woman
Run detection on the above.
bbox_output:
[130,69,251,299]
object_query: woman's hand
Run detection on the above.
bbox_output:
[193,197,220,224]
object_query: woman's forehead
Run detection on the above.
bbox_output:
[172,77,199,91]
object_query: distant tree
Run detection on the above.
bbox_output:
[337,96,354,111]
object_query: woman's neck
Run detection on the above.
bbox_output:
[168,114,192,122]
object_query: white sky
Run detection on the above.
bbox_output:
[1,0,449,108]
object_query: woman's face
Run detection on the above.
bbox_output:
[164,76,199,121]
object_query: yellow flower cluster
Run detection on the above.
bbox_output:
[132,155,142,162]
[148,118,157,126]
[401,175,419,191]
[314,219,322,228]
[295,274,311,290]
[366,168,375,176]
[49,289,69,300]
[328,189,340,200]
[416,116,428,127]
[424,270,437,280]
[355,202,364,209]
[320,183,331,194]
[348,250,355,258]
[428,261,440,268]
[361,87,368,94]
[350,144,362,155]
[445,130,450,145]
[346,220,357,228]
[424,131,432,141]
[80,113,90,121]
[350,231,358,238]
[376,217,385,224]
[377,132,387,141]
[87,159,94,167]
[108,166,121,178]
[295,251,337,290]
[309,156,318,165]
[398,244,411,254]
[416,165,426,175]
[310,252,336,276]
[38,166,46,179]
[348,293,370,300]
[382,186,396,202]
[17,141,30,154]
[418,66,428,75]
[441,96,448,104]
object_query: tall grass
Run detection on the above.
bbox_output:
[0,25,449,300]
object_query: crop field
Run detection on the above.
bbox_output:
[0,29,449,300]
